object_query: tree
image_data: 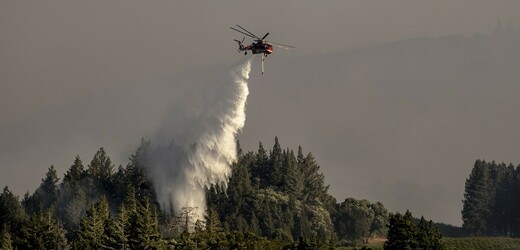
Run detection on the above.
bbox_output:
[269,137,285,188]
[462,160,492,235]
[62,155,84,186]
[0,186,26,236]
[111,204,130,249]
[19,209,69,250]
[384,211,417,250]
[335,198,375,243]
[0,228,13,250]
[285,149,304,199]
[58,156,89,234]
[126,139,155,201]
[416,217,443,250]
[253,141,269,188]
[370,202,390,237]
[136,197,163,249]
[205,207,223,234]
[29,166,60,212]
[384,211,443,250]
[75,197,110,249]
[126,196,163,249]
[175,205,199,234]
[300,152,328,203]
[87,148,115,199]
[62,189,87,233]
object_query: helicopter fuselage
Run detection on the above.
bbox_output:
[231,24,293,74]
[241,42,273,55]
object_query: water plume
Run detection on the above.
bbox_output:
[148,59,252,224]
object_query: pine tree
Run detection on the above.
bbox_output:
[249,213,262,236]
[62,189,87,233]
[87,148,115,198]
[462,160,492,235]
[415,217,442,250]
[38,166,60,210]
[137,198,163,249]
[285,149,303,198]
[20,209,69,250]
[269,137,284,188]
[126,139,154,200]
[384,211,417,250]
[0,228,13,250]
[205,207,223,234]
[253,141,269,188]
[0,186,26,236]
[58,156,89,234]
[300,152,328,203]
[385,211,443,250]
[62,155,84,186]
[112,204,130,249]
[75,198,107,249]
[126,197,163,249]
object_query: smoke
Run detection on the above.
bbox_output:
[147,59,252,223]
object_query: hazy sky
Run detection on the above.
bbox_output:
[2,1,520,225]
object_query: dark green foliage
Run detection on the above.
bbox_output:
[23,166,61,215]
[384,211,442,250]
[125,139,155,202]
[74,196,111,249]
[431,222,467,238]
[6,137,406,248]
[462,160,492,235]
[125,191,164,249]
[62,155,84,186]
[171,231,287,250]
[462,160,520,236]
[385,211,417,250]
[0,186,26,239]
[209,138,336,247]
[416,217,443,249]
[334,198,389,244]
[58,156,88,234]
[111,204,130,249]
[19,209,69,250]
[0,228,13,250]
[443,237,520,250]
[85,148,116,203]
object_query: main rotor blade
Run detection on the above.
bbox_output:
[235,24,261,40]
[229,27,256,39]
[268,41,295,49]
[261,33,270,41]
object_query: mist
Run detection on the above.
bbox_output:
[2,1,520,227]
[146,59,251,222]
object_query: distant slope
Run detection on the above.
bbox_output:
[2,28,520,226]
[241,29,520,225]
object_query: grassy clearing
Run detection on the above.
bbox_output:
[443,237,520,250]
[336,237,520,250]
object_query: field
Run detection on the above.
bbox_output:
[336,237,520,250]
[443,237,520,250]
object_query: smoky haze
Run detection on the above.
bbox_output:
[1,1,520,226]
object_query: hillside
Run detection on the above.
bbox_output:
[241,28,520,225]
[2,29,520,226]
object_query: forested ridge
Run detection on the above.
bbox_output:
[462,159,520,236]
[0,137,392,249]
[5,137,514,249]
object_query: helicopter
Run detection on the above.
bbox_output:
[230,24,294,75]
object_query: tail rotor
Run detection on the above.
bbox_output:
[234,37,245,52]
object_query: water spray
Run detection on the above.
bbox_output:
[147,59,252,226]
